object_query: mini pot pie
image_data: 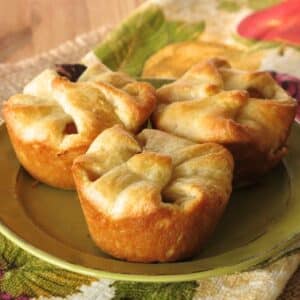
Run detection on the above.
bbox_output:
[72,125,233,262]
[152,58,297,181]
[142,41,265,79]
[2,62,156,189]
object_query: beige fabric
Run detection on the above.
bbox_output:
[0,26,300,300]
[194,254,300,300]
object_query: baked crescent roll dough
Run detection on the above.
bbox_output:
[2,62,156,189]
[142,41,264,79]
[152,58,296,181]
[72,125,234,262]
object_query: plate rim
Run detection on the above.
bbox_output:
[0,220,298,282]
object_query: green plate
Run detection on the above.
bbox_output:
[0,122,300,282]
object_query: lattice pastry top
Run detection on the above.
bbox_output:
[2,62,156,188]
[153,58,296,181]
[72,125,233,262]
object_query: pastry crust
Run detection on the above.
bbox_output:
[142,41,264,79]
[152,58,297,181]
[2,62,156,189]
[72,125,234,262]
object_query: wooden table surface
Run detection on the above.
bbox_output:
[0,0,143,63]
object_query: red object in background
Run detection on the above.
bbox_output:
[237,0,300,45]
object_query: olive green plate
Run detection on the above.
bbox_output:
[1,123,300,282]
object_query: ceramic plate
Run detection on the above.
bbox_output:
[1,123,300,282]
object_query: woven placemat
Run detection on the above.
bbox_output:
[0,25,111,101]
[0,26,300,300]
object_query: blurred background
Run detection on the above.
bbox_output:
[0,0,143,63]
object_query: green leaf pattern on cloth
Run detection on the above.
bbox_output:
[112,281,197,300]
[93,5,205,77]
[218,0,241,12]
[247,0,281,10]
[0,235,93,298]
[218,0,281,12]
[0,235,197,299]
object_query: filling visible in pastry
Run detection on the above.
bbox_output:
[55,64,87,82]
[2,61,157,189]
[152,58,297,181]
[72,125,234,262]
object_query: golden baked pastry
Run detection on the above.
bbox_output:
[152,58,296,181]
[72,125,234,262]
[142,41,264,79]
[2,62,156,189]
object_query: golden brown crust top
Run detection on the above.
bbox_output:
[142,41,265,79]
[152,59,296,179]
[2,62,156,151]
[155,58,291,104]
[72,125,234,219]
